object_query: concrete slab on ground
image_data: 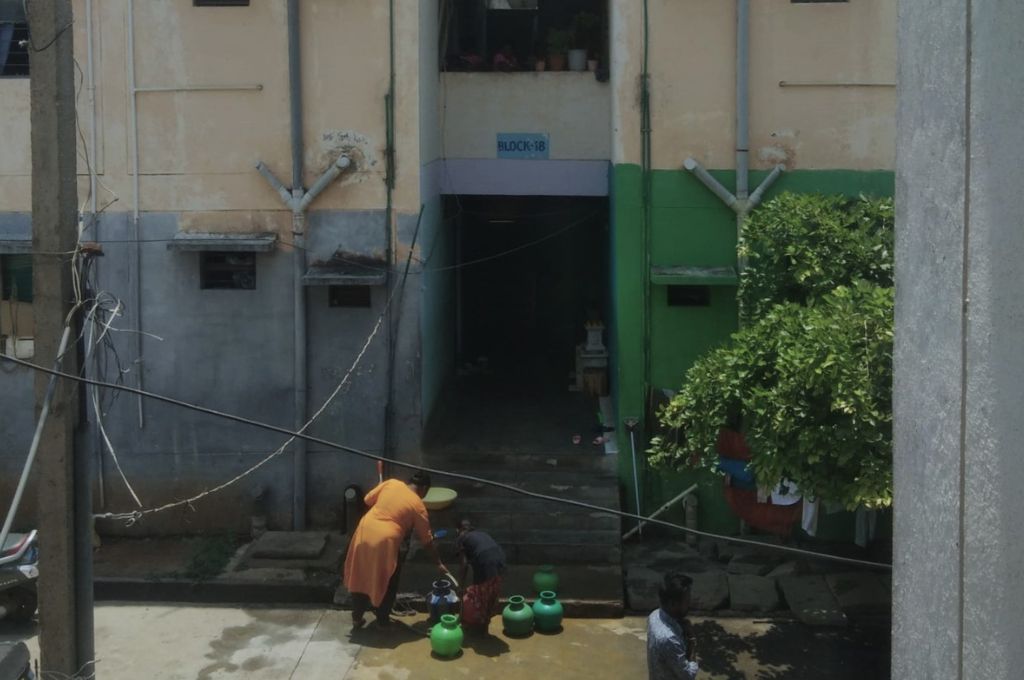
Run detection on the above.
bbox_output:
[238,532,345,572]
[623,540,712,573]
[0,605,890,679]
[249,531,328,559]
[92,535,342,605]
[92,537,206,579]
[625,565,730,612]
[729,574,781,612]
[624,565,661,611]
[826,572,891,615]
[779,575,848,627]
[22,605,358,679]
[767,561,804,580]
[689,570,730,611]
[728,552,784,576]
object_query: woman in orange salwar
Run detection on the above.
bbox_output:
[343,471,447,629]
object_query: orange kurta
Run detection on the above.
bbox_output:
[343,479,433,607]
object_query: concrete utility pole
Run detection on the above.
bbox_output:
[28,0,95,675]
[895,0,1024,678]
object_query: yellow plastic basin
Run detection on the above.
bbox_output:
[423,487,458,511]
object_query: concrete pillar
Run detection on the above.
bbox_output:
[894,1,1024,679]
[27,0,94,674]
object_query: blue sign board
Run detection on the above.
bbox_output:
[497,133,550,159]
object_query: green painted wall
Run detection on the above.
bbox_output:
[611,164,895,539]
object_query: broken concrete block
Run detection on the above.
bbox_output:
[779,575,848,627]
[715,541,739,563]
[826,572,890,615]
[625,566,662,612]
[333,584,352,607]
[250,531,328,559]
[697,540,719,562]
[687,570,729,611]
[727,552,782,576]
[767,561,803,580]
[728,574,781,612]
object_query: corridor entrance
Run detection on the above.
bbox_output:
[420,194,620,572]
[437,195,609,451]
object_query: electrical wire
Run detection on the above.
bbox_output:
[85,297,142,508]
[37,658,97,680]
[99,309,388,523]
[81,228,415,522]
[0,353,893,571]
[12,209,598,276]
[20,0,74,54]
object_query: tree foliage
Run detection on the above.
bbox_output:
[649,194,894,509]
[739,193,894,322]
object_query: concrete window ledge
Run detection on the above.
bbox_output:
[166,232,278,253]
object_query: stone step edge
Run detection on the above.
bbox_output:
[392,596,624,619]
[94,577,625,618]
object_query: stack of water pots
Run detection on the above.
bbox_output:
[428,565,567,660]
[502,565,564,637]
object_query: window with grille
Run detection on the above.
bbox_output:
[329,286,372,308]
[0,254,32,302]
[442,0,608,74]
[199,252,256,290]
[666,285,710,307]
[0,23,30,78]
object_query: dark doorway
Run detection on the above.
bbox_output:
[429,195,610,452]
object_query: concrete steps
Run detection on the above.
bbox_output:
[434,502,621,531]
[423,451,623,569]
[429,451,619,473]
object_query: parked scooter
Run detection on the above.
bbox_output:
[0,642,34,680]
[0,530,38,623]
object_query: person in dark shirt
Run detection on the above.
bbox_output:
[647,572,699,679]
[455,518,507,635]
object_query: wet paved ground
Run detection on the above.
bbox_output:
[0,604,889,679]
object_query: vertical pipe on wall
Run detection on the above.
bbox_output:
[85,0,96,219]
[287,0,304,193]
[286,0,308,531]
[84,0,104,507]
[0,326,73,554]
[636,0,653,516]
[126,0,144,428]
[735,0,750,270]
[382,0,397,462]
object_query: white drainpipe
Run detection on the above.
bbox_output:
[683,0,784,273]
[126,0,144,428]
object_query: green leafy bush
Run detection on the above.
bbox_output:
[649,193,894,509]
[739,194,893,322]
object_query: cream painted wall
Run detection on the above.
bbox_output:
[0,80,31,180]
[0,0,425,222]
[419,0,442,167]
[612,0,896,170]
[0,0,894,222]
[439,72,611,161]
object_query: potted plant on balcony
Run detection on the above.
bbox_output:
[546,28,571,71]
[571,11,600,72]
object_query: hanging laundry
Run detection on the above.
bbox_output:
[771,479,802,506]
[854,507,878,548]
[801,497,820,537]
